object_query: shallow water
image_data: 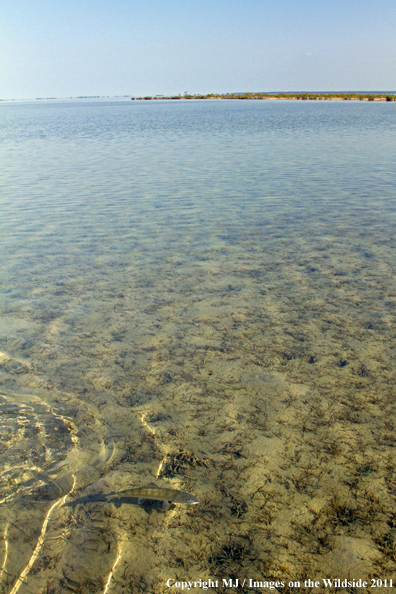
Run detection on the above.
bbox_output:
[0,99,396,592]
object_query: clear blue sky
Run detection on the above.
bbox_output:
[1,0,395,98]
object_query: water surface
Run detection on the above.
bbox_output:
[1,99,396,592]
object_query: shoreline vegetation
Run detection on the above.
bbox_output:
[132,92,396,101]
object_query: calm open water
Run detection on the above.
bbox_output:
[1,99,396,592]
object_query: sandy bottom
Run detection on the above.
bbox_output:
[1,222,396,594]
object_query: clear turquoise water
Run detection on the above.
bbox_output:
[1,99,396,591]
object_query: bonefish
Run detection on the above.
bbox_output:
[106,482,200,510]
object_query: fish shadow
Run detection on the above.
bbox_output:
[64,493,173,513]
[63,493,108,508]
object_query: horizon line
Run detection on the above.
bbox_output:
[2,91,396,102]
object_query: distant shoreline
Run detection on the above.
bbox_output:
[1,93,395,102]
[132,92,396,102]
